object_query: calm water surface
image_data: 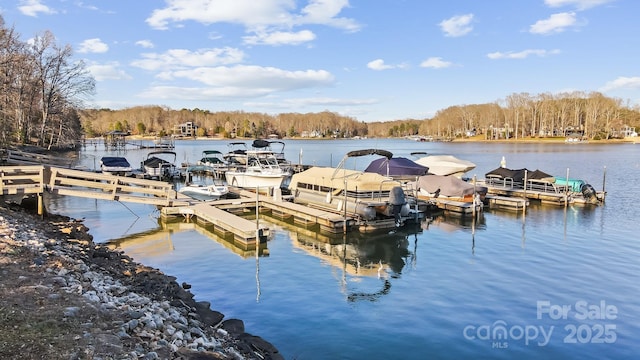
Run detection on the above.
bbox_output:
[47,139,640,360]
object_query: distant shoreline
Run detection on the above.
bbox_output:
[119,134,639,144]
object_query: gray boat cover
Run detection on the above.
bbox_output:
[414,174,487,197]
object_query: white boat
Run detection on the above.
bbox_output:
[197,150,228,170]
[251,139,289,166]
[141,151,182,180]
[100,156,132,176]
[223,142,248,165]
[224,150,289,190]
[178,180,229,200]
[288,149,412,223]
[411,153,476,178]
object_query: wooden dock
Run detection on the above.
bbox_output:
[484,184,569,205]
[161,203,268,248]
[485,195,529,211]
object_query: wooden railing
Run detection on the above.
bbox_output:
[47,167,184,207]
[0,165,45,195]
[0,165,190,215]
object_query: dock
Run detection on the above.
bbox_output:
[484,195,529,211]
[161,202,268,249]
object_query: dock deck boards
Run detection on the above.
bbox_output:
[163,202,266,244]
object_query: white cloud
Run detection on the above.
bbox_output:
[168,65,334,88]
[87,62,132,81]
[78,38,109,53]
[18,0,56,17]
[146,0,360,32]
[487,49,561,59]
[297,0,361,32]
[367,59,408,71]
[244,30,316,46]
[439,14,474,37]
[544,0,614,10]
[131,47,245,71]
[420,57,452,69]
[600,76,640,91]
[247,97,378,108]
[530,12,578,34]
[135,40,155,49]
[138,65,334,100]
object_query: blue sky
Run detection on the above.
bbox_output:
[2,0,639,122]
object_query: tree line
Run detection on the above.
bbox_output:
[0,17,94,150]
[3,15,640,150]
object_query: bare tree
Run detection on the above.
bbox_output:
[30,30,95,148]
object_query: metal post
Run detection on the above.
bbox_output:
[602,165,607,203]
[343,179,347,234]
[565,168,569,207]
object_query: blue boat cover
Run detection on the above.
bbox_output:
[365,157,428,177]
[101,157,131,167]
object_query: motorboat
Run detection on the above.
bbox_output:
[364,156,428,181]
[141,151,182,180]
[484,166,604,204]
[197,150,228,170]
[223,142,248,165]
[178,180,229,200]
[251,139,289,165]
[100,156,132,176]
[411,153,476,178]
[224,150,289,190]
[410,174,487,203]
[288,149,412,222]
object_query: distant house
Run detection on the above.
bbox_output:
[173,121,198,137]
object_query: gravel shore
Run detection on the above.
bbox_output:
[0,200,283,360]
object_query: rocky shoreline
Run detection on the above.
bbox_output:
[0,200,282,360]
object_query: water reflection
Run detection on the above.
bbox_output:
[107,219,270,259]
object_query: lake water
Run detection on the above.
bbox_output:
[46,138,640,360]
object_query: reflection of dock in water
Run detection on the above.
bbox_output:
[105,222,187,257]
[107,219,269,259]
[191,221,269,259]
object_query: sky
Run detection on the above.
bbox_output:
[1,0,639,122]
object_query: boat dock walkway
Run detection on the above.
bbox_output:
[162,202,268,248]
[483,183,570,206]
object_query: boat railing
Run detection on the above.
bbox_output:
[486,175,517,188]
[525,179,569,194]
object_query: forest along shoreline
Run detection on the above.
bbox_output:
[0,199,283,360]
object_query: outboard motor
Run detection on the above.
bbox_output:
[388,186,406,226]
[580,183,598,204]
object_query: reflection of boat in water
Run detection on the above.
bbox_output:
[288,149,418,225]
[292,230,416,276]
[289,225,422,302]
